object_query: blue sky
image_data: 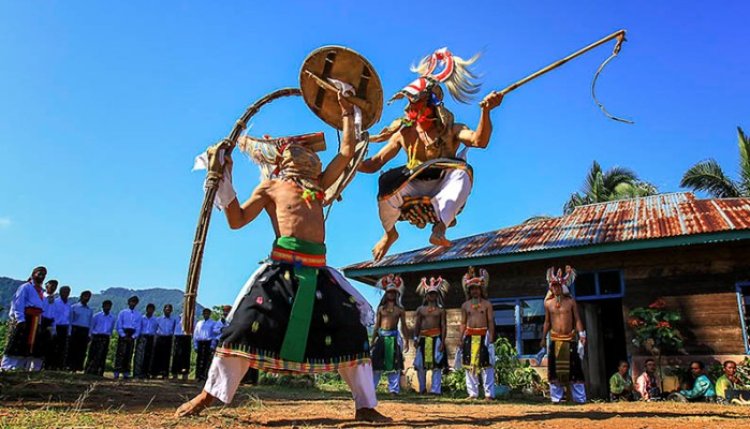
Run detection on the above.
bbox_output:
[1,1,749,310]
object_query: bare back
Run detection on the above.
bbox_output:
[248,179,326,243]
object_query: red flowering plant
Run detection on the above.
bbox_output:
[628,299,684,355]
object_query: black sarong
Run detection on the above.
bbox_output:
[45,325,69,370]
[371,331,404,372]
[377,158,473,199]
[216,261,370,373]
[548,338,585,384]
[417,335,448,371]
[4,314,43,358]
[133,334,155,378]
[114,328,136,374]
[85,334,110,376]
[66,325,90,371]
[462,334,491,369]
[195,340,213,381]
[33,317,54,360]
[171,335,191,376]
[151,335,173,377]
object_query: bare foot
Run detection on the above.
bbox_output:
[429,222,451,247]
[372,228,398,261]
[174,391,214,418]
[354,408,393,422]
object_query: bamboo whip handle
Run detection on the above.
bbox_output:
[480,29,626,107]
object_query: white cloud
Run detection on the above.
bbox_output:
[0,217,10,229]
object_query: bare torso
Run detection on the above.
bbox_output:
[261,180,326,243]
[398,124,466,164]
[377,304,404,330]
[462,299,492,329]
[416,305,443,331]
[544,296,576,334]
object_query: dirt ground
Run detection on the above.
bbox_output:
[1,373,749,428]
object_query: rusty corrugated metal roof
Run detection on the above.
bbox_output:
[344,193,750,273]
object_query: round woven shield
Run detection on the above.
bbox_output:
[300,46,383,130]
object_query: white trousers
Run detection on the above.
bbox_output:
[550,382,587,403]
[378,169,472,231]
[372,371,401,394]
[0,355,27,371]
[416,369,443,394]
[466,367,495,399]
[204,355,378,410]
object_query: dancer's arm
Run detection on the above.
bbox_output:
[456,92,503,148]
[224,180,271,230]
[359,133,401,173]
[540,302,551,348]
[400,310,410,353]
[320,93,356,189]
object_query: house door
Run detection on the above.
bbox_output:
[579,298,627,399]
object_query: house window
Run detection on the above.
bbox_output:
[492,298,545,357]
[572,270,624,300]
[738,283,750,354]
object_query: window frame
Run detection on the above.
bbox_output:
[736,282,750,355]
[571,269,626,301]
[491,295,545,359]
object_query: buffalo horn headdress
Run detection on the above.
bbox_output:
[462,266,489,299]
[376,274,405,308]
[545,265,576,300]
[416,276,450,307]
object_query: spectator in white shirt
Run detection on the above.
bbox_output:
[114,296,141,379]
[85,300,115,376]
[194,308,218,381]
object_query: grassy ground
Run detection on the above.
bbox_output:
[1,372,749,428]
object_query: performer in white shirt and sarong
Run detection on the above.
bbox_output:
[152,304,177,379]
[193,308,219,381]
[37,280,59,371]
[47,285,72,370]
[67,290,92,372]
[114,296,141,379]
[85,300,115,376]
[134,303,158,379]
[2,267,48,371]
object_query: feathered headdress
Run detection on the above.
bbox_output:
[462,266,489,299]
[545,265,576,302]
[376,274,405,308]
[416,276,450,307]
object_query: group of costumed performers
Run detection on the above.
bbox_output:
[459,267,496,399]
[1,267,48,371]
[370,274,408,394]
[413,276,449,394]
[175,90,390,423]
[358,48,504,261]
[542,266,587,403]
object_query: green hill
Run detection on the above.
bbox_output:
[0,277,205,320]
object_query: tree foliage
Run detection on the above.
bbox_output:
[564,161,658,214]
[680,126,750,198]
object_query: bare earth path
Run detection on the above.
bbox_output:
[1,373,748,428]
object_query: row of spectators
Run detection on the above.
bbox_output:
[0,266,247,382]
[609,359,749,404]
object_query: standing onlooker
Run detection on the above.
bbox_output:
[152,304,177,379]
[670,361,716,402]
[85,300,115,376]
[48,285,72,370]
[193,308,218,381]
[635,358,662,400]
[38,280,59,371]
[67,290,93,372]
[1,267,47,371]
[114,296,141,380]
[171,313,192,381]
[609,360,635,401]
[133,303,158,379]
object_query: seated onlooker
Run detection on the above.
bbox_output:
[669,361,716,402]
[716,360,750,404]
[609,360,635,401]
[635,358,662,401]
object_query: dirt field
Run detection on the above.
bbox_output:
[1,373,749,428]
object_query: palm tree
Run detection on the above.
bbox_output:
[680,127,750,198]
[564,161,658,214]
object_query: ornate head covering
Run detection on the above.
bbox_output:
[545,265,576,305]
[462,266,489,299]
[371,48,481,143]
[376,274,405,308]
[240,132,325,200]
[416,276,450,307]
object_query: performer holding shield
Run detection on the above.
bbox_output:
[359,48,503,261]
[176,47,389,422]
